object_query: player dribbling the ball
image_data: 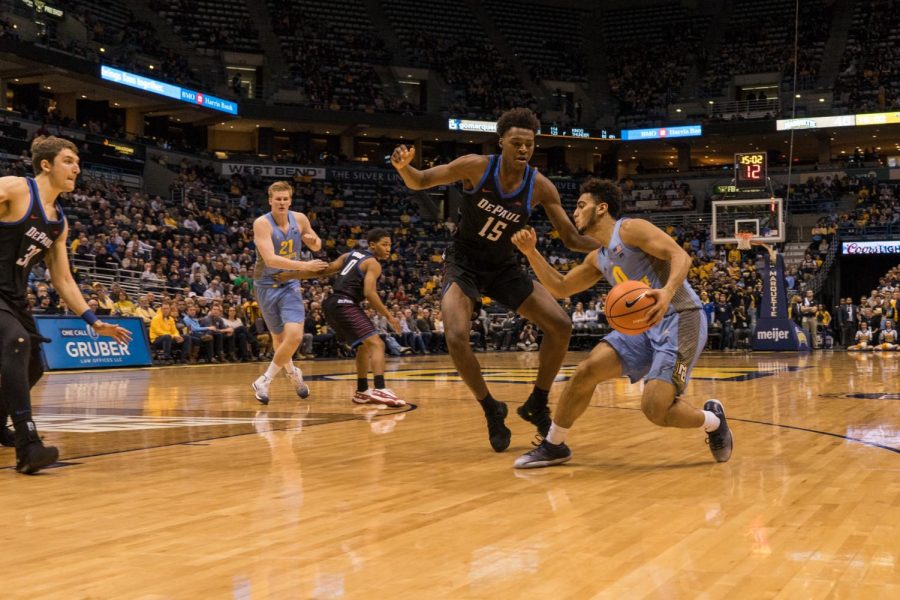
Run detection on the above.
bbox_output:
[510,178,733,468]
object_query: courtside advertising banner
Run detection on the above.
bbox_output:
[752,253,809,351]
[35,316,152,370]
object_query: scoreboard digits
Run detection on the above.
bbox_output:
[734,152,767,189]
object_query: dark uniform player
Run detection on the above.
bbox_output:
[0,136,130,474]
[277,229,405,407]
[391,108,599,451]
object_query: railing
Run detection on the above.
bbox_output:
[707,97,781,119]
[837,223,900,238]
[71,257,186,298]
[809,234,840,295]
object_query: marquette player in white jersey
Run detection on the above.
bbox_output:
[277,228,405,406]
[0,136,130,473]
[873,320,898,351]
[510,178,732,468]
[251,181,327,404]
[392,108,599,452]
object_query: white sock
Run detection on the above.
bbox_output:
[290,363,304,379]
[546,422,569,445]
[702,410,721,433]
[265,362,282,379]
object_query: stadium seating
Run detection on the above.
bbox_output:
[483,0,587,84]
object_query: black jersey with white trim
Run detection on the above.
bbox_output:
[451,155,536,266]
[0,177,65,305]
[332,250,374,304]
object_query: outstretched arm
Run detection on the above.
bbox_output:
[533,175,601,253]
[276,254,346,282]
[511,228,603,299]
[45,222,132,343]
[391,146,486,190]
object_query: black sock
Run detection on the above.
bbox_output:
[529,386,549,405]
[357,377,368,392]
[374,375,386,389]
[479,393,498,413]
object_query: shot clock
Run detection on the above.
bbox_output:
[734,152,767,189]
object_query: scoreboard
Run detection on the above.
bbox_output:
[734,152,767,189]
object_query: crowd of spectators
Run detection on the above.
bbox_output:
[782,174,848,214]
[268,0,409,113]
[834,0,900,113]
[607,26,705,125]
[831,266,900,351]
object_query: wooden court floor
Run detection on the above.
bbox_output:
[2,350,898,599]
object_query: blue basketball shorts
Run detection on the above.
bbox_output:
[255,283,306,334]
[601,309,707,396]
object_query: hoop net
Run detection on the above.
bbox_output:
[736,232,754,251]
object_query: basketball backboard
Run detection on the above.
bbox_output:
[711,198,784,244]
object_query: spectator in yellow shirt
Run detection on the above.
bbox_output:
[113,291,136,316]
[149,304,189,363]
[133,295,157,324]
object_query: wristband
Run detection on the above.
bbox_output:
[81,310,99,326]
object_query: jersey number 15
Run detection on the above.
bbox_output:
[478,217,507,241]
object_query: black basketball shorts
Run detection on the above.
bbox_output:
[441,251,534,313]
[323,294,378,348]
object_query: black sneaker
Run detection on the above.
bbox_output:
[0,425,14,448]
[517,393,552,437]
[15,442,59,474]
[513,439,572,469]
[704,399,733,463]
[484,401,511,452]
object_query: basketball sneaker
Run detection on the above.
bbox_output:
[517,393,552,437]
[352,389,378,406]
[14,421,59,475]
[704,399,733,463]
[251,374,272,405]
[352,389,406,408]
[285,368,310,399]
[369,388,406,407]
[484,400,511,452]
[513,439,572,469]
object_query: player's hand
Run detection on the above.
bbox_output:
[391,145,415,171]
[301,259,329,275]
[92,321,132,344]
[388,317,401,332]
[302,232,320,247]
[642,288,673,327]
[511,227,538,254]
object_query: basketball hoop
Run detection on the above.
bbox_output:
[736,232,754,251]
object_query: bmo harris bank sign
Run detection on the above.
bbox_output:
[35,316,152,370]
[842,240,900,254]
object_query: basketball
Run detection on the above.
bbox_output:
[605,280,657,335]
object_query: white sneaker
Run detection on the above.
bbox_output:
[352,389,382,407]
[352,389,404,408]
[368,387,406,408]
[286,368,310,399]
[251,375,271,405]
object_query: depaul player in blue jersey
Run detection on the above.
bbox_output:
[510,178,733,469]
[251,181,328,404]
[392,108,599,453]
